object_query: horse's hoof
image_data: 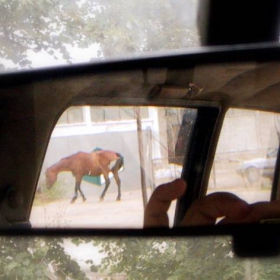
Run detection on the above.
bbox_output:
[99,197,104,202]
[116,198,121,201]
[83,197,87,202]
[70,197,77,204]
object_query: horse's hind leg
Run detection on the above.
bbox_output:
[100,175,110,201]
[79,188,86,202]
[70,180,86,203]
[70,182,79,204]
[77,179,86,202]
[113,171,121,201]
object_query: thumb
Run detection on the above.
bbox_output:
[144,179,186,228]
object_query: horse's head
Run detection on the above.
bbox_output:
[45,169,57,188]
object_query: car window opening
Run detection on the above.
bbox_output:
[31,106,197,229]
[208,108,280,204]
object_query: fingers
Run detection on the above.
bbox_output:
[183,193,280,226]
[144,179,186,228]
[181,192,250,226]
[144,178,280,228]
[230,200,280,224]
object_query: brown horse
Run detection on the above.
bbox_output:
[45,150,123,203]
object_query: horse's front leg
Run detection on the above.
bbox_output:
[78,185,86,202]
[77,177,86,202]
[100,177,110,201]
[70,179,86,203]
[70,181,79,204]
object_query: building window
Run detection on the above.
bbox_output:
[57,106,84,125]
[90,106,149,122]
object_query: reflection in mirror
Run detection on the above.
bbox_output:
[31,106,197,228]
[208,109,280,204]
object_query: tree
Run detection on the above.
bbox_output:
[0,0,83,67]
[95,237,280,279]
[0,0,198,69]
[94,236,280,279]
[0,236,88,279]
[84,0,198,57]
[94,236,244,279]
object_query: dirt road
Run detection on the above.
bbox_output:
[30,183,270,229]
[30,187,178,228]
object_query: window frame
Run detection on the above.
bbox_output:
[174,106,221,225]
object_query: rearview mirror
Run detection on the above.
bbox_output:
[1,44,280,256]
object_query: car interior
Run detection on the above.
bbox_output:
[2,0,280,279]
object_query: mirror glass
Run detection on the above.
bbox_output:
[28,61,280,229]
[31,106,197,228]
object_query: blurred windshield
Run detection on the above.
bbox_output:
[0,0,199,72]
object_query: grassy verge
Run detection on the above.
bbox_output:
[33,180,71,206]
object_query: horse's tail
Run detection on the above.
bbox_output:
[113,152,124,172]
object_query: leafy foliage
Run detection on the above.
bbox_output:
[0,0,198,68]
[93,237,237,279]
[0,236,88,279]
[3,235,280,279]
[93,237,280,279]
[0,0,84,67]
[81,0,198,57]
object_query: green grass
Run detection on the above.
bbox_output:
[33,180,72,206]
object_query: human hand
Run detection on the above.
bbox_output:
[144,179,280,227]
[144,179,187,228]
